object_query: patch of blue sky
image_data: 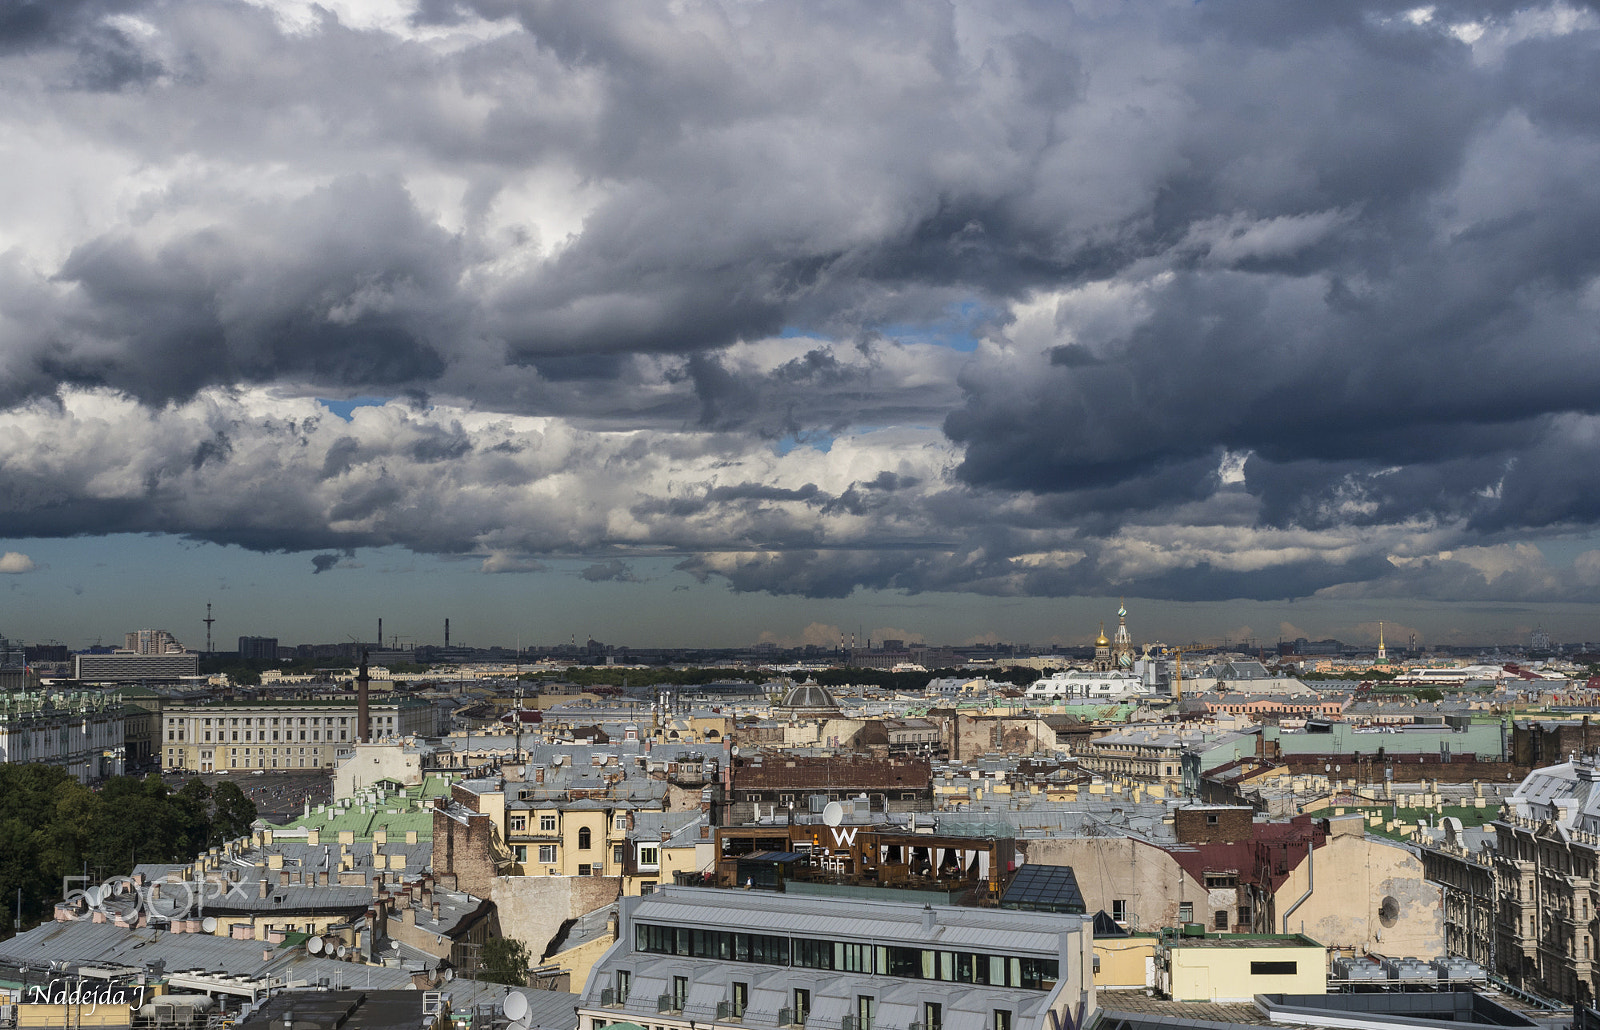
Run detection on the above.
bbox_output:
[773,431,835,456]
[317,396,394,421]
[877,298,996,353]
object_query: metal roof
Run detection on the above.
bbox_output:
[628,886,1075,954]
[0,920,418,990]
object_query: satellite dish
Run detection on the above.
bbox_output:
[202,917,217,933]
[504,992,530,1022]
[307,937,324,955]
[508,1022,529,1030]
[336,945,348,959]
[822,802,845,827]
[86,887,102,906]
[388,940,400,951]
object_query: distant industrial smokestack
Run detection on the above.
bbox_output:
[445,619,450,648]
[357,649,371,742]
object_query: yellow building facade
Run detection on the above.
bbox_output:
[161,699,433,772]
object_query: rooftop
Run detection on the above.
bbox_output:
[626,885,1079,955]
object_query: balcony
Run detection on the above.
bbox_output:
[659,995,682,1014]
[601,988,629,1008]
[717,1001,746,1021]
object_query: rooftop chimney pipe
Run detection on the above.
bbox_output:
[357,649,371,742]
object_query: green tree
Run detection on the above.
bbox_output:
[171,779,213,857]
[210,781,257,845]
[478,937,532,986]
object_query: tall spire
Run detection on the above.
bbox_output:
[1377,620,1387,662]
[1112,601,1134,670]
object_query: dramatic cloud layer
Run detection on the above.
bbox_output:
[4,0,1600,604]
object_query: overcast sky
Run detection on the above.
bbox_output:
[4,0,1600,651]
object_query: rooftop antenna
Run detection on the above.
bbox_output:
[203,603,215,656]
[515,679,523,762]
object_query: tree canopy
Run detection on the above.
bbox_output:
[478,937,532,986]
[0,767,257,939]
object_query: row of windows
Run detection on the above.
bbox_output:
[606,978,1013,1030]
[169,729,350,742]
[167,747,330,757]
[514,845,560,864]
[169,716,353,726]
[633,924,1059,989]
[637,925,792,965]
[508,815,561,833]
[513,843,635,867]
[165,752,330,769]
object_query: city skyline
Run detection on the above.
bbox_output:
[5,3,1600,644]
[0,533,1587,652]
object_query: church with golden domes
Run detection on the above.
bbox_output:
[1091,604,1137,672]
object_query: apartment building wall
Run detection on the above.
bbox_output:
[1266,833,1443,956]
[505,806,631,877]
[1022,836,1211,930]
[162,700,433,772]
[1417,837,1496,967]
[1494,812,1600,1005]
[334,740,426,795]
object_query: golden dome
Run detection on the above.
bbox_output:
[1095,622,1109,646]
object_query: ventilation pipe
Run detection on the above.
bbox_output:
[1280,840,1314,933]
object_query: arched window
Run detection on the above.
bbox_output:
[578,826,592,850]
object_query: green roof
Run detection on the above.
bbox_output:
[111,685,165,698]
[277,785,438,841]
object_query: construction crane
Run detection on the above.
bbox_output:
[1166,645,1205,702]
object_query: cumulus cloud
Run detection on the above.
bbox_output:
[0,0,1598,606]
[0,552,36,574]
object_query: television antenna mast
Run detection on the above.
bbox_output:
[203,603,215,655]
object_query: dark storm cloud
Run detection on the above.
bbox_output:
[0,0,143,52]
[45,175,456,406]
[5,0,1600,606]
[71,23,164,91]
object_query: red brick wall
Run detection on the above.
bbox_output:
[433,807,500,899]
